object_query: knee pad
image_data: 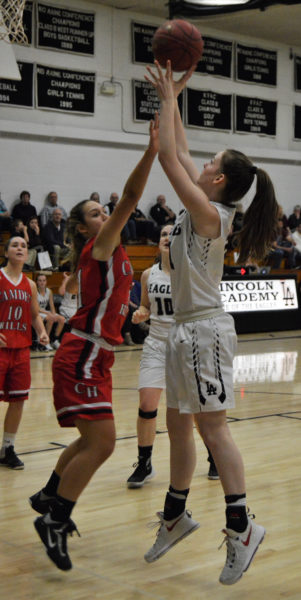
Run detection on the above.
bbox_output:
[139,408,158,420]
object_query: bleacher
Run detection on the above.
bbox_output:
[2,232,301,291]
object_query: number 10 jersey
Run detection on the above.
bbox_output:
[147,263,174,341]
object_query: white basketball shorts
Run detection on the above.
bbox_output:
[138,335,167,390]
[166,312,237,413]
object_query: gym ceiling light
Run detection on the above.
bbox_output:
[168,0,301,18]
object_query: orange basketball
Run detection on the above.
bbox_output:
[152,19,204,72]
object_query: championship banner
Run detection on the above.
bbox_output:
[235,95,277,136]
[0,61,34,107]
[235,43,277,86]
[37,3,94,55]
[196,36,232,78]
[294,105,301,140]
[133,79,183,121]
[36,64,95,114]
[132,22,157,65]
[294,56,301,92]
[186,88,232,131]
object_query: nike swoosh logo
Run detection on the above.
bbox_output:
[47,527,57,549]
[166,516,182,532]
[242,526,252,546]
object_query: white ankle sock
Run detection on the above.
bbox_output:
[0,432,16,457]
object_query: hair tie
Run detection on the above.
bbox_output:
[251,166,257,175]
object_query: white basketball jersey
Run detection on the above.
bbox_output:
[169,203,235,320]
[147,263,174,340]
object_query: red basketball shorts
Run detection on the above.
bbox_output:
[0,347,31,402]
[52,332,115,427]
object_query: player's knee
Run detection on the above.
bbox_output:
[139,408,158,420]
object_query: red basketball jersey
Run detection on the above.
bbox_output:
[0,268,32,348]
[69,239,133,345]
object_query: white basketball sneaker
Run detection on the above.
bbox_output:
[144,510,200,563]
[219,516,265,585]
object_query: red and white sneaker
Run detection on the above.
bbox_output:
[219,516,265,585]
[144,510,200,563]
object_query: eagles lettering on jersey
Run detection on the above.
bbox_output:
[147,263,174,341]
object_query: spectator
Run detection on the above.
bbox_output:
[89,192,100,203]
[291,223,301,261]
[57,272,77,323]
[42,208,69,270]
[131,203,159,244]
[27,216,45,270]
[268,219,297,268]
[288,205,301,232]
[11,190,37,225]
[0,196,12,239]
[150,194,176,226]
[36,273,65,350]
[105,192,137,244]
[40,191,68,227]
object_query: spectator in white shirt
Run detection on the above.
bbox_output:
[291,223,301,259]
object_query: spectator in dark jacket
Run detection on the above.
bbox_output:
[11,190,37,225]
[150,194,176,226]
[42,208,69,270]
[288,205,301,232]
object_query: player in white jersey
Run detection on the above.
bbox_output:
[144,61,278,585]
[127,224,219,487]
[126,225,173,487]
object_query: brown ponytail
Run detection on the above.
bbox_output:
[237,168,278,263]
[220,150,278,263]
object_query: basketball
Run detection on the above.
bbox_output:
[152,20,204,72]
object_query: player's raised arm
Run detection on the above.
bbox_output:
[92,115,159,261]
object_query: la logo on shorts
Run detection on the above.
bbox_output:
[205,382,217,396]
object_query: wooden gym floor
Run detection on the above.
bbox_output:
[0,330,300,600]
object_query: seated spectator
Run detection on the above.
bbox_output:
[36,273,65,350]
[268,219,297,269]
[291,223,301,263]
[57,271,77,322]
[11,190,37,225]
[90,192,100,203]
[0,196,12,239]
[27,216,45,270]
[288,205,301,232]
[150,194,176,226]
[104,192,137,244]
[42,208,69,270]
[39,191,68,227]
[11,219,35,271]
[131,203,159,244]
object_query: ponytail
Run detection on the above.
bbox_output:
[237,168,278,264]
[219,150,278,264]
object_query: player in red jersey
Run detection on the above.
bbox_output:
[0,237,49,469]
[29,116,159,571]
